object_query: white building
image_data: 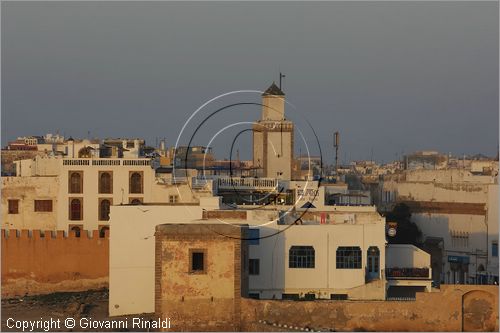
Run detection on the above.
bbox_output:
[108,189,432,316]
[378,168,499,285]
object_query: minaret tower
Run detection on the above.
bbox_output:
[253,82,294,180]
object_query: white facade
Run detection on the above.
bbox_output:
[108,196,430,316]
[379,168,499,284]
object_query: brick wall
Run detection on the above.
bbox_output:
[1,229,109,298]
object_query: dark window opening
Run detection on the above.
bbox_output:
[190,250,206,273]
[99,226,109,238]
[8,200,19,214]
[34,200,53,212]
[282,293,300,300]
[289,246,315,268]
[248,293,260,300]
[99,199,111,221]
[331,294,348,300]
[249,259,260,275]
[336,246,362,269]
[99,172,112,194]
[69,172,82,193]
[70,198,82,220]
[71,226,81,238]
[130,172,143,194]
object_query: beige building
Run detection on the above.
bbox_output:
[253,83,294,180]
[2,155,213,233]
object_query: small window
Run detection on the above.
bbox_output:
[249,259,260,275]
[336,246,362,269]
[70,225,81,238]
[34,200,53,212]
[130,198,142,205]
[492,242,498,257]
[248,228,260,245]
[99,226,109,238]
[248,293,260,300]
[169,195,179,203]
[331,294,348,300]
[282,293,299,300]
[189,249,206,274]
[8,200,19,214]
[289,246,315,269]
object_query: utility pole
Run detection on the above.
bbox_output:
[333,131,340,175]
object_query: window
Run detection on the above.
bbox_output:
[336,246,362,269]
[99,172,112,194]
[69,171,83,193]
[99,199,111,221]
[289,246,315,268]
[69,198,83,220]
[34,200,53,212]
[248,293,260,300]
[70,225,81,238]
[189,249,206,274]
[451,231,469,248]
[169,195,179,203]
[8,200,19,214]
[99,226,109,238]
[249,259,260,275]
[130,198,142,205]
[492,242,498,257]
[248,228,260,245]
[282,293,299,300]
[331,294,348,300]
[129,172,143,194]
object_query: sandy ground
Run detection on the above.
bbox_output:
[1,289,156,332]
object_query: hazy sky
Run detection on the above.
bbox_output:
[2,1,498,163]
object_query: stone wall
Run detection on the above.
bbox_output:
[240,285,498,332]
[1,229,109,298]
[155,224,248,332]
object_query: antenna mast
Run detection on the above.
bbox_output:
[334,131,340,175]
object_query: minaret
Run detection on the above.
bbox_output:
[253,82,294,180]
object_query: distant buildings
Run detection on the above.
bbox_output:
[376,162,499,285]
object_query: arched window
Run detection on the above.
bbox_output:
[336,246,362,269]
[99,199,111,221]
[289,246,315,268]
[130,172,143,193]
[71,226,81,238]
[99,226,109,238]
[70,198,82,220]
[69,172,82,193]
[99,172,112,194]
[130,198,142,205]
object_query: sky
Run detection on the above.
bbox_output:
[2,1,498,164]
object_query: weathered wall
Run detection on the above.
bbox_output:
[1,229,109,298]
[2,176,59,230]
[241,285,498,332]
[155,224,248,332]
